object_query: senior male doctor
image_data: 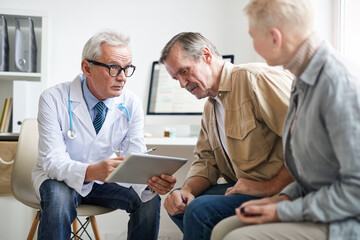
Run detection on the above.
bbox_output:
[32,30,176,240]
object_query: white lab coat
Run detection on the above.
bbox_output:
[32,74,154,202]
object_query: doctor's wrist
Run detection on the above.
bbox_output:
[85,163,97,182]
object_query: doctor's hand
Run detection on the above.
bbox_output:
[85,157,125,182]
[164,189,195,216]
[147,174,177,195]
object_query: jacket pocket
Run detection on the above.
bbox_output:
[227,117,256,140]
[226,116,269,164]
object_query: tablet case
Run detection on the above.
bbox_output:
[105,153,187,184]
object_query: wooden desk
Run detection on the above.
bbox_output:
[144,137,197,146]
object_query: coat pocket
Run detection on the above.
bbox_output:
[227,117,256,140]
[226,116,269,164]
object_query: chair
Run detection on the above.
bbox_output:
[11,118,115,240]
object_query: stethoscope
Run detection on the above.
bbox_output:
[112,103,131,156]
[67,95,131,155]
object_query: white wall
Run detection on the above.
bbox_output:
[0,0,336,239]
[1,0,258,109]
[0,0,336,107]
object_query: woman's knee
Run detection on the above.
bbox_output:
[211,216,245,240]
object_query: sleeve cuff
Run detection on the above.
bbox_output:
[146,187,156,194]
[70,162,90,196]
[280,182,303,199]
[277,197,304,222]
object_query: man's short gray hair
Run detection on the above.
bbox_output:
[244,0,313,35]
[160,32,221,64]
[82,30,130,61]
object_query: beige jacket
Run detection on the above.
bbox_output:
[187,62,293,185]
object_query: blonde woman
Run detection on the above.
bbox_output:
[211,0,360,239]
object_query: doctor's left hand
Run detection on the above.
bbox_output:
[147,174,177,195]
[85,157,125,182]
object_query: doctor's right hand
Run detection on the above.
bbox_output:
[85,157,125,182]
[164,189,195,216]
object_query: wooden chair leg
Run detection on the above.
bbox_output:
[27,210,40,240]
[72,218,79,240]
[89,216,102,240]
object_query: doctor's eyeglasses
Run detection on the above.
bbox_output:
[87,59,136,77]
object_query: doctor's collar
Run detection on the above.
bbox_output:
[81,74,113,111]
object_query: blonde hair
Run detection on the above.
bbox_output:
[244,0,313,35]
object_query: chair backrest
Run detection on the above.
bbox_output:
[11,118,40,209]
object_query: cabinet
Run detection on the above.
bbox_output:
[0,9,47,137]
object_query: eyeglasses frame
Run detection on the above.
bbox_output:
[87,59,136,77]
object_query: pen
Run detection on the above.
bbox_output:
[143,147,157,154]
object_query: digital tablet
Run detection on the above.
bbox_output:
[105,153,188,184]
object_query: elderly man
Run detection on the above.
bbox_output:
[160,32,294,240]
[32,30,176,240]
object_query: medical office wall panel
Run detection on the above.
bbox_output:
[0,0,335,116]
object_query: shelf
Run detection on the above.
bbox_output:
[0,8,48,134]
[0,8,47,78]
[0,133,19,141]
[0,71,41,81]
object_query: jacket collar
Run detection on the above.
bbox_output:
[218,61,234,93]
[69,74,127,136]
[298,42,330,86]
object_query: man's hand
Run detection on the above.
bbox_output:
[147,174,177,195]
[225,166,293,197]
[235,195,291,224]
[85,157,125,182]
[225,178,270,197]
[164,189,195,216]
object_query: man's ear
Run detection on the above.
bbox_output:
[202,46,212,64]
[81,59,91,77]
[270,28,282,51]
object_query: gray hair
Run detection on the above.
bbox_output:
[244,0,313,35]
[82,30,130,61]
[160,32,221,64]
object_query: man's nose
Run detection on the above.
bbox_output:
[116,70,127,82]
[178,77,187,88]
